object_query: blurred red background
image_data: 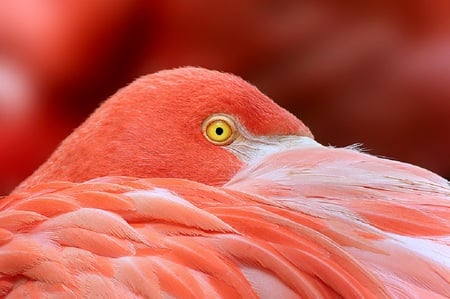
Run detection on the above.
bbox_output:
[1,1,449,195]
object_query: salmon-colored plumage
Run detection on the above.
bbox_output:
[1,67,449,298]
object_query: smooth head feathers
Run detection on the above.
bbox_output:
[17,67,311,191]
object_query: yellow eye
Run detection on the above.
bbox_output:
[202,114,237,145]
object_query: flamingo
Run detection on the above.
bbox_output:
[1,67,449,298]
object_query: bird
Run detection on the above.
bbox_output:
[1,67,449,298]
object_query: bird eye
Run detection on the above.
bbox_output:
[202,114,237,145]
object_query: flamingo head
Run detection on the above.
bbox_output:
[19,67,313,190]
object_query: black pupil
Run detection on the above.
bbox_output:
[216,127,224,135]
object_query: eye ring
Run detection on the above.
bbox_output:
[202,114,238,145]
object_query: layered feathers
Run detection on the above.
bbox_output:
[1,144,449,298]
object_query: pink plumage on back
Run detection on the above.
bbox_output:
[1,67,449,298]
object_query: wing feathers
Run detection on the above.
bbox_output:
[1,144,449,298]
